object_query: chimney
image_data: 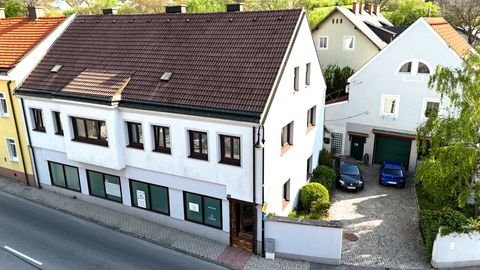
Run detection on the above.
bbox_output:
[28,6,45,20]
[374,4,381,15]
[165,5,187,14]
[227,3,244,12]
[352,2,360,15]
[102,8,118,15]
[368,4,374,15]
[0,8,5,19]
[358,2,364,15]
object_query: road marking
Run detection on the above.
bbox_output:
[3,246,43,266]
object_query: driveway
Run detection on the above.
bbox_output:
[328,162,430,269]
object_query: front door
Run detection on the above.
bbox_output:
[229,200,255,252]
[350,136,365,161]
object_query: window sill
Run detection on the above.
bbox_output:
[280,144,293,156]
[153,148,171,155]
[219,159,241,167]
[72,138,108,147]
[189,153,208,161]
[127,144,144,150]
[0,114,9,118]
[33,128,46,133]
[307,125,315,133]
[55,132,64,136]
[8,158,19,163]
[282,199,290,210]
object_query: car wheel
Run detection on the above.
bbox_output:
[400,183,406,188]
[378,179,382,185]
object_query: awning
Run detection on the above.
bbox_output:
[372,129,416,139]
[348,131,369,138]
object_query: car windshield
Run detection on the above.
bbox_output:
[340,164,359,175]
[384,168,403,176]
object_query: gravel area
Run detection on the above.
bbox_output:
[328,162,431,269]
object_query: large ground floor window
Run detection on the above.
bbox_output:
[184,192,222,229]
[130,179,169,215]
[87,170,122,203]
[48,161,81,192]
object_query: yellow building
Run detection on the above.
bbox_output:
[0,8,68,185]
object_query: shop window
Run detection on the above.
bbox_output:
[184,192,222,229]
[48,161,80,192]
[87,170,122,203]
[130,179,169,215]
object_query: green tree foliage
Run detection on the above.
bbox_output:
[318,148,333,168]
[299,182,329,211]
[187,0,227,13]
[64,0,118,15]
[1,0,26,17]
[311,165,336,190]
[383,0,441,26]
[416,49,480,210]
[323,64,355,102]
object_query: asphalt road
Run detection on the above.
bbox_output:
[0,191,226,270]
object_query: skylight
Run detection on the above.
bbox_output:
[51,65,63,73]
[160,72,173,81]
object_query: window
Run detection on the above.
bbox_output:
[53,111,63,135]
[5,138,17,162]
[294,66,299,91]
[0,93,7,116]
[31,108,45,132]
[307,155,313,179]
[307,106,316,128]
[87,170,122,203]
[424,101,440,118]
[219,135,241,166]
[184,192,222,229]
[127,122,143,149]
[72,117,108,146]
[152,125,171,154]
[331,132,343,155]
[48,161,80,192]
[283,180,290,201]
[399,62,412,73]
[130,179,169,215]
[188,130,208,160]
[418,62,430,74]
[281,122,293,148]
[381,95,399,116]
[305,63,311,85]
[343,36,355,50]
[318,36,328,49]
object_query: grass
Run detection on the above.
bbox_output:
[307,5,351,28]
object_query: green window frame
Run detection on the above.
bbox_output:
[87,170,122,203]
[183,192,222,229]
[129,179,169,215]
[48,161,81,192]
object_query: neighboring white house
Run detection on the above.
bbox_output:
[16,6,325,254]
[311,2,405,71]
[324,17,473,171]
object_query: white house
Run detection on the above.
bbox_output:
[324,17,473,171]
[16,6,325,254]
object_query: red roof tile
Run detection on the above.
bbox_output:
[425,17,473,57]
[19,10,302,114]
[0,17,65,69]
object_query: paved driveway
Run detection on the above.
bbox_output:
[328,162,430,269]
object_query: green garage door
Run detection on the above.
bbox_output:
[374,135,412,167]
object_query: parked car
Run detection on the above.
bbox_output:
[334,158,364,191]
[379,161,406,188]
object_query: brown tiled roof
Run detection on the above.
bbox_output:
[425,17,472,57]
[0,17,65,69]
[19,10,303,115]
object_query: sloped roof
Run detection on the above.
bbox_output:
[19,10,303,116]
[0,17,65,69]
[425,17,472,57]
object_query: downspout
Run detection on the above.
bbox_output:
[20,97,41,189]
[252,126,257,254]
[6,81,30,186]
[261,126,265,257]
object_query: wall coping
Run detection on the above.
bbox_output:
[267,215,342,228]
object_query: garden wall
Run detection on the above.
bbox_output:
[431,230,480,268]
[265,216,342,265]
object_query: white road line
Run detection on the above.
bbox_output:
[3,246,43,266]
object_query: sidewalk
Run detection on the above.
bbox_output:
[0,176,308,270]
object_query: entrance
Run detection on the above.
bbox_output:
[229,200,255,252]
[350,136,365,161]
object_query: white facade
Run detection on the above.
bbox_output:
[324,18,463,171]
[20,14,325,248]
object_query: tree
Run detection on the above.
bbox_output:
[384,0,441,26]
[416,49,480,212]
[437,0,480,46]
[323,65,355,102]
[0,0,25,17]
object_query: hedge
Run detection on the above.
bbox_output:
[299,182,329,212]
[311,165,336,190]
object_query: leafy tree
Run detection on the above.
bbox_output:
[416,49,480,211]
[0,0,25,17]
[187,0,227,13]
[64,0,118,15]
[384,0,441,26]
[323,64,354,102]
[436,0,480,46]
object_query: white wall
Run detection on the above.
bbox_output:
[263,16,325,216]
[265,218,342,264]
[432,231,480,269]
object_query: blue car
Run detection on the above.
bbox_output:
[379,161,406,188]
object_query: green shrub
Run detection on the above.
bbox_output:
[318,148,333,168]
[311,165,336,190]
[310,199,330,219]
[299,183,329,211]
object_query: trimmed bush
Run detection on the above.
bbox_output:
[318,148,333,168]
[310,199,330,219]
[311,165,336,190]
[299,182,330,211]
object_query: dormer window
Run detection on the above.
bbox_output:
[417,62,430,74]
[399,62,412,73]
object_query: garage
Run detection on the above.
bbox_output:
[373,131,413,167]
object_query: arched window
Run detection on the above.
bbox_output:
[399,62,412,73]
[417,62,430,74]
